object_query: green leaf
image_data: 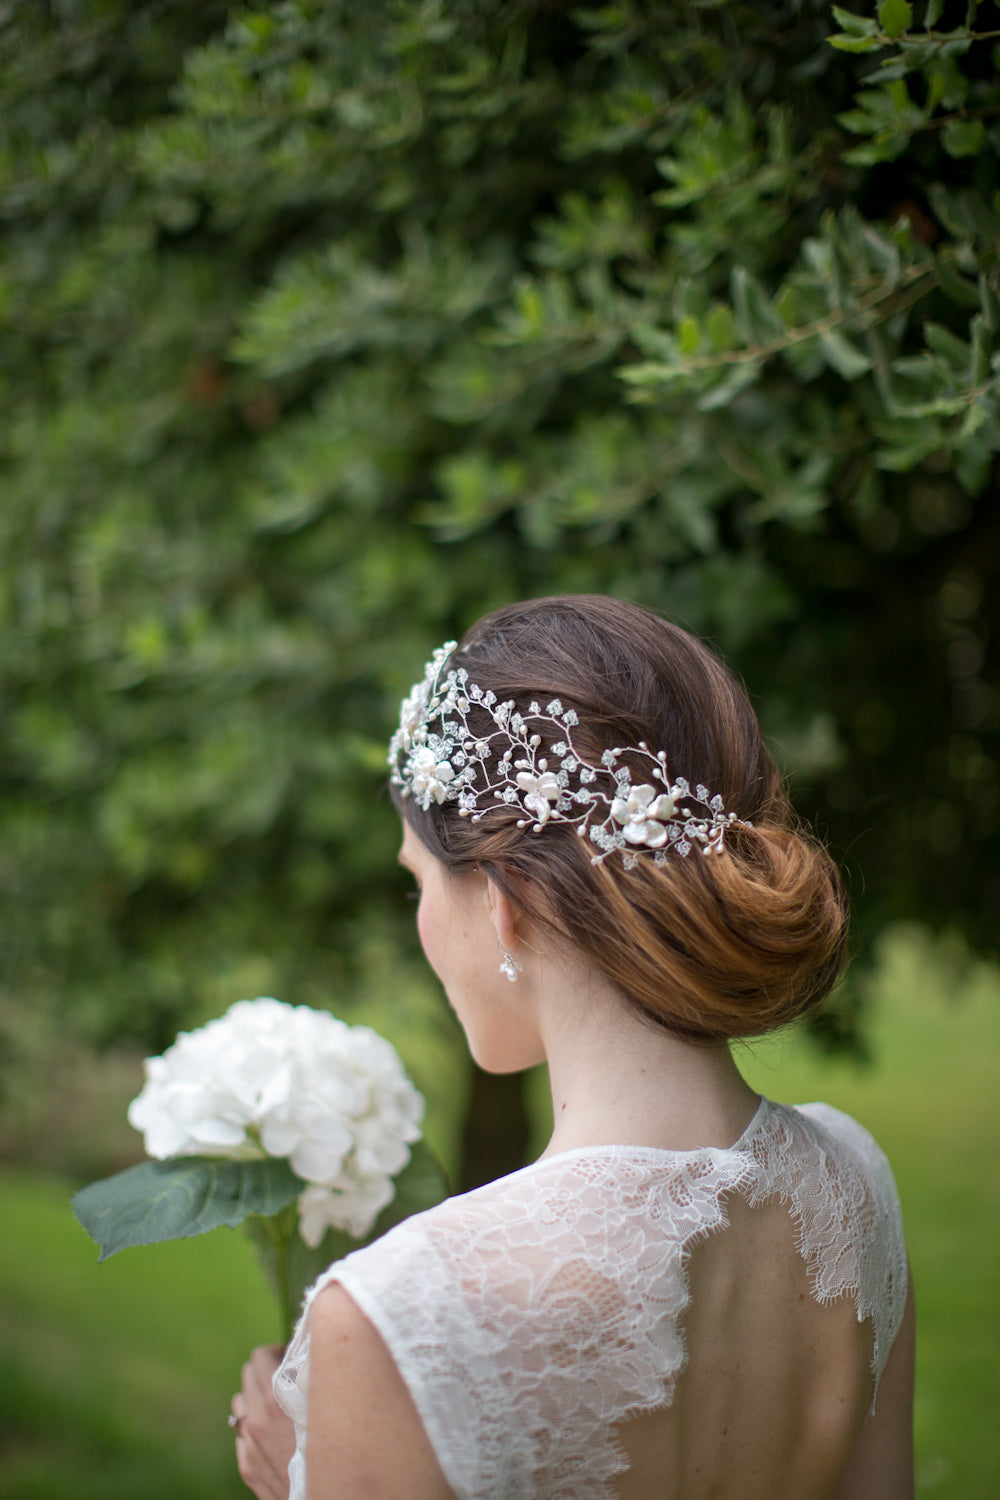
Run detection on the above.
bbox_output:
[818,329,872,380]
[942,119,985,158]
[775,286,800,327]
[630,320,685,363]
[731,267,784,346]
[924,321,971,374]
[865,324,896,407]
[706,303,736,353]
[925,0,945,23]
[829,34,885,52]
[831,5,880,34]
[72,1157,304,1261]
[958,401,989,441]
[935,254,981,308]
[837,108,877,134]
[678,316,701,355]
[970,315,992,385]
[979,273,1000,332]
[861,225,901,286]
[843,139,904,167]
[617,360,686,389]
[879,0,913,38]
[696,362,761,411]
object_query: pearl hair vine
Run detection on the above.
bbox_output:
[388,641,748,867]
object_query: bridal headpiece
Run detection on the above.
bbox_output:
[388,642,746,867]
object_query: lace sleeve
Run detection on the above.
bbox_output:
[792,1102,908,1397]
[275,1220,518,1497]
[275,1157,699,1499]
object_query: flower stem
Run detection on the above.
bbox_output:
[269,1206,298,1345]
[245,1206,301,1346]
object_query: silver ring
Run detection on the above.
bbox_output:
[228,1413,242,1433]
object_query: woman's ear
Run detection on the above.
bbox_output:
[484,875,520,952]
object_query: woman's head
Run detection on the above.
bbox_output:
[390,595,848,1041]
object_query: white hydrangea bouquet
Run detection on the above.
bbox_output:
[73,997,447,1341]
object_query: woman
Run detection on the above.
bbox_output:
[232,595,914,1499]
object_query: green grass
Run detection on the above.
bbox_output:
[0,1187,276,1499]
[0,924,996,1498]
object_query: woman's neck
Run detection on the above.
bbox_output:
[536,963,759,1158]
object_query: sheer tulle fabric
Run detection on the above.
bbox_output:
[274,1099,907,1500]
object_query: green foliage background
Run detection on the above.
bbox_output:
[1,0,997,1147]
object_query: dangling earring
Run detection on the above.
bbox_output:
[497,940,522,983]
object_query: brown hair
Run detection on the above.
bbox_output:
[392,595,848,1041]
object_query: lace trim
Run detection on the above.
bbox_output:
[275,1100,907,1500]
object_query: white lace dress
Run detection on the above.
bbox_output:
[274,1098,907,1500]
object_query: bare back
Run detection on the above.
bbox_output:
[616,1194,876,1499]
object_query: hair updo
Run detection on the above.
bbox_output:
[391,595,848,1042]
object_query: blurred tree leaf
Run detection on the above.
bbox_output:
[0,0,997,1163]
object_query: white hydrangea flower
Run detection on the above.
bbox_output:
[127,998,424,1245]
[298,1167,396,1244]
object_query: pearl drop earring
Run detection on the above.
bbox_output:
[497,944,522,983]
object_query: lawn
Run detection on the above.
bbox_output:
[0,1177,274,1499]
[0,924,996,1498]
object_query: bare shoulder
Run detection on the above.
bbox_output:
[305,1283,454,1500]
[831,1269,916,1500]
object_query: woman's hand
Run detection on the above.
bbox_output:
[231,1344,296,1500]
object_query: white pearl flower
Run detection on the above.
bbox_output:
[407,746,456,804]
[396,685,428,750]
[515,770,562,824]
[610,784,678,847]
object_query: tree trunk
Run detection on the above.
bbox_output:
[459,1066,530,1192]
